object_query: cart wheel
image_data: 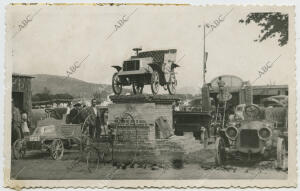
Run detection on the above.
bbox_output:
[50,139,64,160]
[13,139,26,160]
[86,146,94,172]
[167,72,177,95]
[132,83,144,95]
[112,72,122,95]
[276,137,287,170]
[201,128,208,148]
[215,137,226,166]
[151,70,160,95]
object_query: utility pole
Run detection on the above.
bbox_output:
[203,22,206,85]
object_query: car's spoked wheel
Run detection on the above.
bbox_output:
[112,72,122,95]
[276,137,287,170]
[13,139,25,160]
[50,139,64,160]
[151,70,160,95]
[132,83,144,95]
[167,72,177,95]
[215,137,226,166]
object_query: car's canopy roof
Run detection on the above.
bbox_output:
[132,49,177,63]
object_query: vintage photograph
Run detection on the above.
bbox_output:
[4,4,296,188]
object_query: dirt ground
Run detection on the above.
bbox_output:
[11,148,287,180]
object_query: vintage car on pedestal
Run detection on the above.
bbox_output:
[111,48,179,95]
[13,124,82,160]
[215,104,287,170]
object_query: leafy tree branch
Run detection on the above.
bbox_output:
[239,12,288,46]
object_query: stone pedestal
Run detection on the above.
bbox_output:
[107,94,184,164]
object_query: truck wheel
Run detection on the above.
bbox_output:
[276,137,287,170]
[215,137,226,166]
[50,139,64,160]
[167,72,177,95]
[13,139,26,160]
[151,70,160,95]
[132,83,144,94]
[112,72,122,95]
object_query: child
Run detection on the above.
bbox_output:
[21,112,31,137]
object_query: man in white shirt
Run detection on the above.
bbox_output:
[21,112,30,136]
[173,101,180,111]
[87,99,100,138]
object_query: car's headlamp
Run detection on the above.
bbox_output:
[258,127,272,141]
[225,126,238,140]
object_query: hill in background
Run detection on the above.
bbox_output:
[31,74,112,98]
[31,74,198,98]
[176,86,200,95]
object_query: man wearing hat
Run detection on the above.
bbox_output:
[87,98,101,138]
[217,76,226,95]
[69,102,82,124]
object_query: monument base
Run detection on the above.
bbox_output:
[88,135,207,166]
[99,94,200,165]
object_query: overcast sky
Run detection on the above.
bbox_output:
[6,5,295,93]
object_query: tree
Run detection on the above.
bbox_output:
[43,86,51,94]
[54,93,73,100]
[32,92,73,102]
[93,90,103,104]
[239,12,288,46]
[32,93,52,101]
[93,90,110,103]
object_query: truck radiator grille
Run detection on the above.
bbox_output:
[240,129,259,148]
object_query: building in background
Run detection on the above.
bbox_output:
[12,73,34,118]
[252,85,288,105]
[201,75,288,111]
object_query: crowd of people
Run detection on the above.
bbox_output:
[65,98,109,139]
[11,97,109,145]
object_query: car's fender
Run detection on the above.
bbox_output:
[171,63,180,70]
[112,65,122,72]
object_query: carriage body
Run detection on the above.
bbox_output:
[112,49,179,95]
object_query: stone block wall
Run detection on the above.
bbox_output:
[105,97,182,164]
[105,139,184,165]
[108,102,173,142]
[115,124,155,143]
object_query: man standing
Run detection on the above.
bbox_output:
[65,102,72,124]
[217,76,226,94]
[87,99,100,138]
[11,99,22,144]
[21,111,31,137]
[173,100,180,111]
[69,102,82,124]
